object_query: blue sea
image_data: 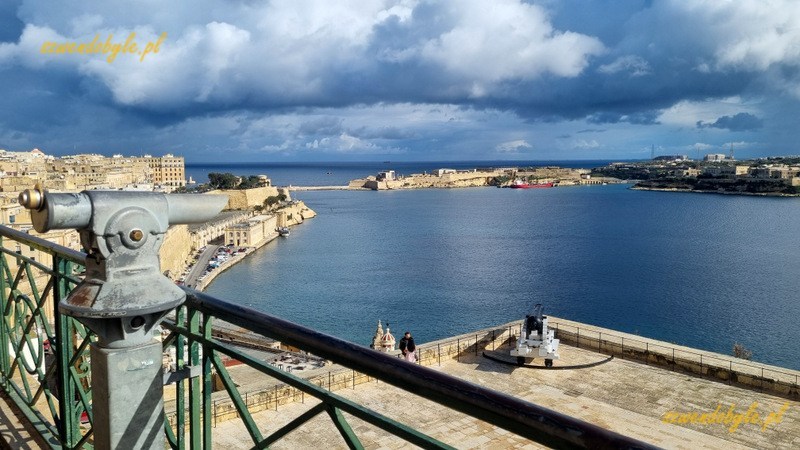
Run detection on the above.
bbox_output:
[200,162,800,370]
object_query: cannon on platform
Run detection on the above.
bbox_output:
[510,304,560,367]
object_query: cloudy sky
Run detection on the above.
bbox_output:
[1,0,799,162]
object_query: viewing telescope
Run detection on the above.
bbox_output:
[18,185,228,344]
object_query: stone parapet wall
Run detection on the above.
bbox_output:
[546,317,800,400]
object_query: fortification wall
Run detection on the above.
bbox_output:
[209,186,281,210]
[277,201,316,227]
[160,224,192,278]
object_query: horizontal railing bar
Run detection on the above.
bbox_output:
[184,290,657,450]
[0,226,87,265]
[0,247,59,277]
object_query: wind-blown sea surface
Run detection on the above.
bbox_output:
[205,181,800,371]
[186,160,618,186]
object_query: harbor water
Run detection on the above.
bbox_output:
[204,180,800,370]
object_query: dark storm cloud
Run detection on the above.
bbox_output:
[577,129,606,134]
[1,1,800,159]
[0,1,24,42]
[696,113,764,131]
[297,117,344,136]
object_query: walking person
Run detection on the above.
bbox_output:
[399,331,416,363]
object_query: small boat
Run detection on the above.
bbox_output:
[278,227,290,237]
[508,179,553,189]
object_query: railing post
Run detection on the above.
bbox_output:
[202,313,213,448]
[175,307,186,450]
[0,234,8,387]
[53,255,81,448]
[189,308,202,449]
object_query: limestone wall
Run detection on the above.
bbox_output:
[160,224,192,278]
[208,186,281,210]
[354,170,502,190]
[276,201,316,227]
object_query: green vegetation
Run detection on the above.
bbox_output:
[491,175,511,185]
[207,172,264,190]
[257,193,289,212]
[733,343,753,360]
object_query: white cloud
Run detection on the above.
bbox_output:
[571,139,600,150]
[306,132,394,153]
[418,0,604,87]
[692,142,714,151]
[495,139,532,153]
[657,97,760,128]
[598,55,651,77]
[2,0,607,109]
[696,1,800,71]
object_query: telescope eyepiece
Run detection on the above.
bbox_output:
[18,184,45,211]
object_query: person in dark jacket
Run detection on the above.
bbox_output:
[399,331,416,362]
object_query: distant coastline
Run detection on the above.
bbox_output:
[185,160,618,187]
[631,185,800,197]
[347,166,622,191]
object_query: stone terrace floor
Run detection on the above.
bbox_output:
[214,342,800,449]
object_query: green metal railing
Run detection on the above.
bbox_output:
[0,226,93,449]
[0,225,655,449]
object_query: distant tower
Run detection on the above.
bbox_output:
[380,322,396,352]
[371,320,384,349]
[651,144,655,160]
[729,143,734,160]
